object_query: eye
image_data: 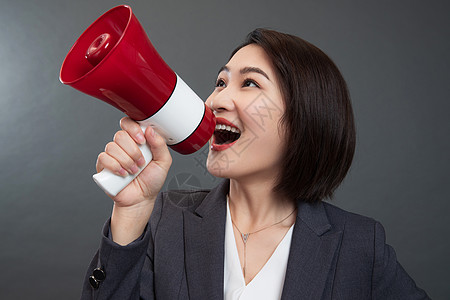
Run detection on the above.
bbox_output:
[242,79,259,88]
[215,78,226,88]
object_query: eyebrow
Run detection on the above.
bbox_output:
[217,65,271,81]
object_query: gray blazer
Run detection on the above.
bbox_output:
[82,180,429,299]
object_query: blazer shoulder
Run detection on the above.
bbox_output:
[322,201,377,227]
[321,201,380,242]
[317,204,430,299]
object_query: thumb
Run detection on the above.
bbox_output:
[144,126,172,168]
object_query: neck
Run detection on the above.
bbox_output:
[228,178,295,232]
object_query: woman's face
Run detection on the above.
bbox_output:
[206,44,286,183]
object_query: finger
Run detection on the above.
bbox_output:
[105,141,140,175]
[96,152,128,177]
[120,117,146,145]
[113,131,146,168]
[144,127,172,170]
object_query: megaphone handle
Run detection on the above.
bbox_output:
[92,124,153,197]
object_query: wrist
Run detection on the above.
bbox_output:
[113,198,155,216]
[110,200,155,246]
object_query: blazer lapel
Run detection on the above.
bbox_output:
[183,180,229,300]
[281,201,343,300]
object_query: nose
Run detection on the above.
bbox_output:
[206,89,235,113]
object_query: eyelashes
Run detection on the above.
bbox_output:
[214,78,260,88]
[215,78,226,88]
[242,79,259,88]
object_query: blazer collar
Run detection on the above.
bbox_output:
[194,179,230,217]
[183,179,229,300]
[281,200,343,299]
[296,200,332,236]
[183,179,343,299]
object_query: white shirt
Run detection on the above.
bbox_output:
[224,199,294,300]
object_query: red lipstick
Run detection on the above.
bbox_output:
[210,117,240,151]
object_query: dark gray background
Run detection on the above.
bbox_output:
[1,0,448,299]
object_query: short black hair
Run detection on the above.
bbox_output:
[231,28,356,203]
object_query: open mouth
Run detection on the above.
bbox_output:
[214,124,241,145]
[211,118,241,150]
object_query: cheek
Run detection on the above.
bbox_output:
[240,92,284,131]
[254,120,286,159]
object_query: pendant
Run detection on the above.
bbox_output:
[241,233,250,244]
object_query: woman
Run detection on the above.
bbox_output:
[82,29,429,299]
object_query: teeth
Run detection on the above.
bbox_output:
[215,124,241,133]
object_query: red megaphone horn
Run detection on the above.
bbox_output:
[60,5,215,196]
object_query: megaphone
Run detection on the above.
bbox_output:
[60,5,215,196]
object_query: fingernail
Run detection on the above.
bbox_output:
[117,168,128,177]
[150,127,156,137]
[136,133,145,144]
[130,164,139,174]
[137,157,146,167]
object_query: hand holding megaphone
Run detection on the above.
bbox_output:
[60,5,215,196]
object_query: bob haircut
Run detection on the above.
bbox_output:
[231,28,356,203]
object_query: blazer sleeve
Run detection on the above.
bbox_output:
[371,222,430,299]
[80,193,164,300]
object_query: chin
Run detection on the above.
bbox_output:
[206,156,231,179]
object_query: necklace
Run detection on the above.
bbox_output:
[230,207,296,279]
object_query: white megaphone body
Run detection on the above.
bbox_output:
[59,5,215,196]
